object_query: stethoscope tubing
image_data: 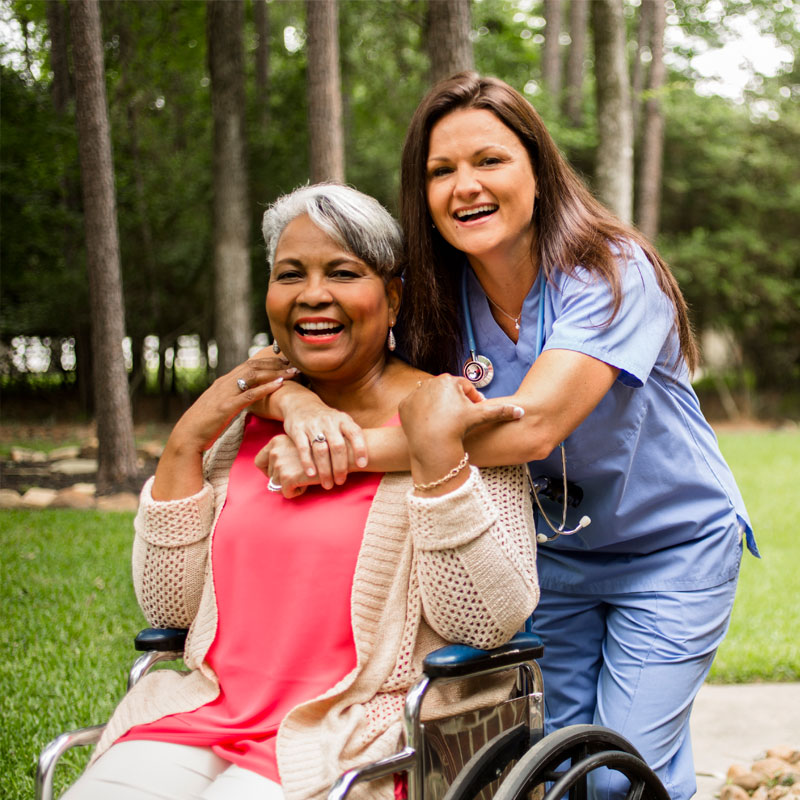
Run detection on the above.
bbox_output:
[461,266,590,543]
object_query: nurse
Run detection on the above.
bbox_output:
[261,74,757,800]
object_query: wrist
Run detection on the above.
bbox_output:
[410,444,469,497]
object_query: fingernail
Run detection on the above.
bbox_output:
[306,467,316,476]
[512,406,525,418]
[476,391,485,399]
[274,377,284,384]
[357,457,367,468]
[287,367,300,374]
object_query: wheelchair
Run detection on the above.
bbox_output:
[37,628,669,800]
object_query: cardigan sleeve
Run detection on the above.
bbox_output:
[407,465,539,649]
[130,476,216,629]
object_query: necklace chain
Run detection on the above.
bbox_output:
[486,294,522,330]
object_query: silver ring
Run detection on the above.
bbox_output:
[267,477,282,492]
[237,378,248,392]
[312,433,327,444]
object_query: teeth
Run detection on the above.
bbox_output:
[455,204,498,220]
[297,321,343,334]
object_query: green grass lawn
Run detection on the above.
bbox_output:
[1,430,798,797]
[708,430,800,682]
[1,510,143,799]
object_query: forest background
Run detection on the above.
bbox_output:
[1,0,799,493]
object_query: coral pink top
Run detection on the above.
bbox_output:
[121,414,385,782]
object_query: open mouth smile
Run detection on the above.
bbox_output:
[294,319,345,339]
[454,204,498,223]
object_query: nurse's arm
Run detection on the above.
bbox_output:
[359,348,619,471]
[464,348,619,463]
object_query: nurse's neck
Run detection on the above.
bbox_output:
[467,248,539,317]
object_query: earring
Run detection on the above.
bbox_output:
[387,325,396,352]
[272,340,280,354]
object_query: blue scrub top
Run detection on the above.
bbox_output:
[462,244,757,594]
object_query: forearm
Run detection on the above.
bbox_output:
[259,378,322,421]
[132,477,214,626]
[411,467,538,648]
[361,411,548,472]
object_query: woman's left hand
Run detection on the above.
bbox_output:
[255,433,316,498]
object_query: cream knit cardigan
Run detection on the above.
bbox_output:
[92,415,539,800]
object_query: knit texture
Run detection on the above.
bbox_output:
[93,415,539,800]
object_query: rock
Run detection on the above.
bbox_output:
[52,487,96,509]
[752,788,769,800]
[720,785,750,800]
[96,492,138,512]
[767,786,791,800]
[79,440,98,458]
[0,488,23,508]
[768,747,800,764]
[70,482,97,495]
[49,458,98,476]
[727,764,761,792]
[754,758,791,782]
[10,446,47,463]
[48,445,81,461]
[21,487,58,508]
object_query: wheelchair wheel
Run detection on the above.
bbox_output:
[492,724,670,800]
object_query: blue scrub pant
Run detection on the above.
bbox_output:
[531,575,739,800]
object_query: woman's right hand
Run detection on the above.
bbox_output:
[279,394,368,488]
[399,375,524,496]
[152,356,298,500]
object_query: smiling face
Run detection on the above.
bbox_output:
[426,108,537,272]
[266,214,401,385]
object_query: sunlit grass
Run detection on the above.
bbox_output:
[708,430,800,682]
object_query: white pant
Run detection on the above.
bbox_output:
[61,740,285,800]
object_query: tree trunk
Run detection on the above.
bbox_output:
[564,0,587,125]
[636,0,666,240]
[254,0,270,127]
[306,0,345,183]
[46,0,72,113]
[68,0,138,494]
[542,0,563,100]
[207,0,252,375]
[631,0,653,135]
[592,0,634,223]
[426,0,474,85]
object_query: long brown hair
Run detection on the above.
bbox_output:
[399,72,697,375]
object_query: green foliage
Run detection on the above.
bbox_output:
[659,85,800,391]
[709,431,800,682]
[0,65,87,337]
[1,0,798,398]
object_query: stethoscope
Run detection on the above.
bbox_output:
[461,268,591,544]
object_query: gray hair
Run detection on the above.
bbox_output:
[261,183,404,281]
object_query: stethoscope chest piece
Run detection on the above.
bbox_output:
[463,354,494,389]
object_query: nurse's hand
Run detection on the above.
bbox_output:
[399,375,524,496]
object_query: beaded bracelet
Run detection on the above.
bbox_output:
[413,453,470,492]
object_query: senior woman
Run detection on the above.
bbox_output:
[61,183,539,800]
[265,76,758,800]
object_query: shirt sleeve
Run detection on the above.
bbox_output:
[544,245,676,388]
[407,465,539,649]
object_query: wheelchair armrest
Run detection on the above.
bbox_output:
[422,631,544,680]
[134,627,188,652]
